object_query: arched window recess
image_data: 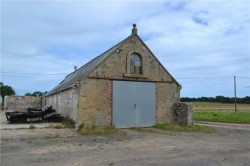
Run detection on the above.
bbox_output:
[130,53,142,74]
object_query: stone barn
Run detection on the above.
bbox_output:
[44,24,181,128]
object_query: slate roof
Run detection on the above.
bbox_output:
[45,37,127,96]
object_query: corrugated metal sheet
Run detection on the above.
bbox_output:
[112,81,155,128]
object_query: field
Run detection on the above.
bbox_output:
[190,102,250,111]
[185,102,250,124]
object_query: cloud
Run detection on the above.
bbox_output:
[1,0,250,97]
[192,16,208,26]
[163,0,190,11]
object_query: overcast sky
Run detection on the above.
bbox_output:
[1,0,250,97]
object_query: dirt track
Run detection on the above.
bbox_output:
[1,124,250,166]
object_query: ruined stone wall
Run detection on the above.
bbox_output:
[44,88,78,122]
[4,96,41,111]
[78,79,111,125]
[172,103,193,125]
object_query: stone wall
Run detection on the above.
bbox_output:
[78,79,112,125]
[77,78,180,125]
[156,83,180,124]
[4,96,41,111]
[90,35,176,83]
[43,88,78,122]
[172,103,193,125]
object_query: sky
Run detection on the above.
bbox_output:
[1,0,250,97]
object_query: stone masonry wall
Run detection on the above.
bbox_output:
[43,88,78,122]
[78,79,111,125]
[90,35,174,82]
[88,34,181,124]
[172,103,193,125]
[4,96,41,111]
[156,83,180,124]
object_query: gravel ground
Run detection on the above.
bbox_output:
[1,111,250,166]
[1,124,250,166]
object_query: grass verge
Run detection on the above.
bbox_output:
[77,124,126,136]
[194,111,250,124]
[154,123,216,133]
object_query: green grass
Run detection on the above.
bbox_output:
[77,124,126,136]
[194,111,250,124]
[154,123,216,133]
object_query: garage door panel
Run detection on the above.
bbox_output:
[112,81,155,128]
[136,84,155,127]
[112,82,134,128]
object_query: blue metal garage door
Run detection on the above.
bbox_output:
[112,81,155,128]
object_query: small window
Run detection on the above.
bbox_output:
[130,54,142,74]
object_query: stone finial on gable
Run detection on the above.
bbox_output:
[132,23,137,35]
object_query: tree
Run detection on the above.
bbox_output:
[32,91,44,96]
[0,82,16,106]
[215,96,224,103]
[25,91,46,96]
[24,92,32,96]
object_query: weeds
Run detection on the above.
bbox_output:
[29,124,36,129]
[62,117,75,128]
[109,162,115,165]
[45,117,75,129]
[53,125,63,129]
[154,123,216,133]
